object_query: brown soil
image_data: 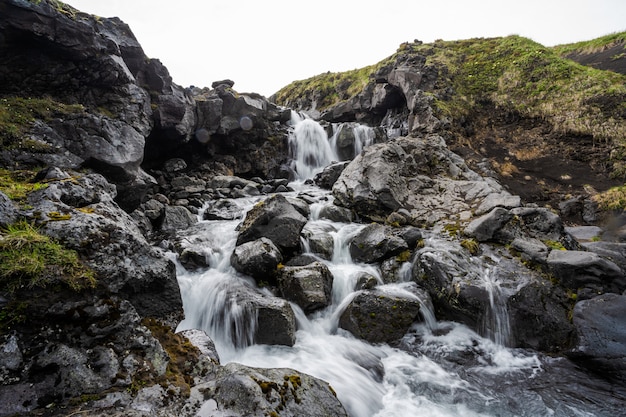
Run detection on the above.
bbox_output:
[448,105,621,213]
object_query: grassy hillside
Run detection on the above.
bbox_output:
[552,31,626,57]
[275,34,626,177]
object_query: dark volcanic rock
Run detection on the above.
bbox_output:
[333,135,507,224]
[569,293,626,382]
[0,191,18,227]
[547,250,625,294]
[236,194,308,255]
[231,237,283,282]
[338,283,424,343]
[278,262,334,313]
[349,223,408,263]
[27,173,182,321]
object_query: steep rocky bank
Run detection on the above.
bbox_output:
[1,1,626,416]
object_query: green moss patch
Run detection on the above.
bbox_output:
[0,96,84,151]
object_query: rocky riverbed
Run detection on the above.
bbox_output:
[1,1,626,416]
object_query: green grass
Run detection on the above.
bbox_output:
[0,221,96,294]
[552,31,626,56]
[0,168,47,203]
[274,63,390,109]
[593,185,626,211]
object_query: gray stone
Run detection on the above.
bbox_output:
[510,237,549,264]
[318,204,355,223]
[29,175,182,320]
[339,284,423,343]
[278,262,334,313]
[203,363,348,417]
[475,193,522,215]
[236,194,308,255]
[332,135,506,224]
[231,238,283,282]
[302,222,336,260]
[160,205,197,232]
[547,250,625,292]
[350,223,409,263]
[464,207,513,242]
[0,191,18,228]
[314,161,350,189]
[570,293,626,381]
[203,198,244,221]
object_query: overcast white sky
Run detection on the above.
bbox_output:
[64,0,626,97]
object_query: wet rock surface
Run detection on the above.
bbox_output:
[339,283,424,344]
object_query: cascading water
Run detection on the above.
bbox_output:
[176,117,626,417]
[480,266,512,347]
[288,112,336,180]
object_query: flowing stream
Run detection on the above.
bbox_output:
[176,117,626,417]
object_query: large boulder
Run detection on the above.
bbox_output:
[314,161,350,189]
[349,223,408,263]
[338,283,424,343]
[26,173,182,321]
[547,250,625,294]
[278,262,334,313]
[569,293,626,382]
[332,135,507,224]
[231,237,283,283]
[413,238,574,350]
[236,194,308,255]
[198,363,348,417]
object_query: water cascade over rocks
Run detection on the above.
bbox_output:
[175,118,626,416]
[288,112,337,180]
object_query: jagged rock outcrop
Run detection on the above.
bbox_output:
[0,0,165,211]
[191,84,292,178]
[26,172,183,321]
[333,135,508,224]
[412,238,575,350]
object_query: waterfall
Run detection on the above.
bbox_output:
[353,124,376,154]
[480,266,512,346]
[288,112,336,180]
[329,122,376,161]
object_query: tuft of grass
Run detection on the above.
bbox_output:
[592,185,626,211]
[0,168,47,203]
[274,63,390,110]
[0,221,96,294]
